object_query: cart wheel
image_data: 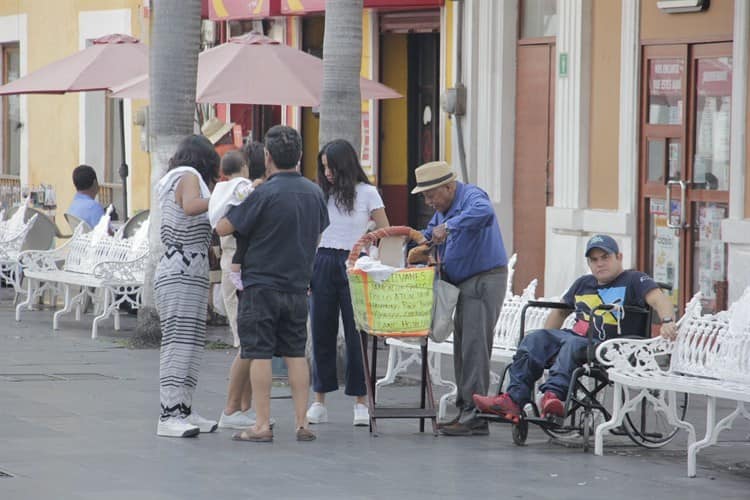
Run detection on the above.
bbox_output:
[512,419,528,446]
[582,411,594,453]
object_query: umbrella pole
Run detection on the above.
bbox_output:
[118,98,129,221]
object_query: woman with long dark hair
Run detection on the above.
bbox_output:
[306,139,389,426]
[155,134,220,438]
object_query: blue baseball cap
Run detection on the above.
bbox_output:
[585,234,619,257]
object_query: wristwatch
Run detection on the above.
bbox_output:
[661,316,674,323]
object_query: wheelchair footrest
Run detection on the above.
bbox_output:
[525,415,565,429]
[476,412,519,424]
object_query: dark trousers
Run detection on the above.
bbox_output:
[309,248,366,396]
[506,328,592,405]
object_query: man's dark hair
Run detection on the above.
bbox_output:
[168,134,220,187]
[264,125,301,169]
[220,150,246,177]
[243,141,266,180]
[72,164,98,191]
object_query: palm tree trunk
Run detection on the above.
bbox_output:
[135,0,202,346]
[319,0,363,152]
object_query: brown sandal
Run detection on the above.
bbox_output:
[296,427,316,442]
[232,427,273,443]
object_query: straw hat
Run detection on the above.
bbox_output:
[411,161,457,194]
[201,117,234,145]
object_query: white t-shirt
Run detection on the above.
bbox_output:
[319,183,385,251]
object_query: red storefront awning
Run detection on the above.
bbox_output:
[209,0,281,21]
[281,0,443,15]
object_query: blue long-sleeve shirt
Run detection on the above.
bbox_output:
[67,192,105,229]
[422,182,508,285]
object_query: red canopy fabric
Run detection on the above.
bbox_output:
[0,34,147,95]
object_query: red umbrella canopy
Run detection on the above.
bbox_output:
[195,32,400,106]
[0,34,148,95]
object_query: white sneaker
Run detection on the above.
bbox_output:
[184,412,218,433]
[353,403,370,426]
[157,417,200,438]
[218,410,276,430]
[219,410,256,430]
[306,402,328,424]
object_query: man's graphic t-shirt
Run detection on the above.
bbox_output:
[561,270,659,340]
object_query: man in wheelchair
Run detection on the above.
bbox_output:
[473,234,677,422]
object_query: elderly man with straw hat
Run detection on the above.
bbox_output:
[408,161,508,436]
[201,117,236,157]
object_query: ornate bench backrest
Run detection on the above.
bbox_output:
[0,213,37,255]
[62,207,113,274]
[717,287,750,384]
[493,279,537,350]
[670,293,730,380]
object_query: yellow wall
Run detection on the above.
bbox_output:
[0,0,149,225]
[379,33,408,185]
[301,15,324,180]
[641,0,733,41]
[588,0,621,210]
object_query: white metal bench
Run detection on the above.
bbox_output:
[0,205,59,301]
[595,290,750,477]
[0,209,39,293]
[16,209,149,339]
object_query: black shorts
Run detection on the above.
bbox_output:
[237,286,308,359]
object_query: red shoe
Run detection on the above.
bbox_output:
[540,391,564,418]
[472,393,521,422]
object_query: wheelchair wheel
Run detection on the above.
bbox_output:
[581,411,594,452]
[512,419,528,446]
[622,389,689,448]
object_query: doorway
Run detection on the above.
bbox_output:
[639,42,732,314]
[407,33,440,229]
[513,42,555,296]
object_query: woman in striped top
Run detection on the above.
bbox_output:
[155,134,220,438]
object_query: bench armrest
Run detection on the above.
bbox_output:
[18,243,71,272]
[0,230,26,260]
[92,252,148,284]
[595,336,672,373]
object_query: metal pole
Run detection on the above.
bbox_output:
[118,98,129,220]
[453,0,469,184]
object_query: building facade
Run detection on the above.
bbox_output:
[3,0,750,318]
[515,0,747,317]
[0,0,150,224]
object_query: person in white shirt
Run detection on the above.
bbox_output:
[306,139,389,426]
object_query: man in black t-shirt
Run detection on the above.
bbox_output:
[473,234,677,421]
[217,125,329,443]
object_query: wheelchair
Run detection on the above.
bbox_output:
[479,296,688,452]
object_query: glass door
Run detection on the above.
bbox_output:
[639,43,731,315]
[640,45,687,315]
[686,43,732,313]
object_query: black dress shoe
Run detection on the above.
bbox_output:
[438,408,464,428]
[439,419,489,436]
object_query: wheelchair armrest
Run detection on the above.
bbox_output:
[525,300,573,310]
[518,301,574,344]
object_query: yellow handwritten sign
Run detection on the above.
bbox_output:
[348,268,434,336]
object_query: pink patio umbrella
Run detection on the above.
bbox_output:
[0,34,148,217]
[110,32,401,105]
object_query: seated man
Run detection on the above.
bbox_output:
[68,164,105,229]
[473,234,678,421]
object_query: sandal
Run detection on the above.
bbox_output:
[232,427,273,442]
[296,427,316,442]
